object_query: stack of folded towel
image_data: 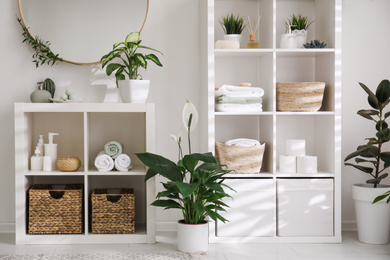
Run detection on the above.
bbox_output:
[215,84,264,112]
[94,141,133,172]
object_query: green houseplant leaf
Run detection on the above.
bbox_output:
[136,101,234,224]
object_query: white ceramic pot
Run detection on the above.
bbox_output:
[223,34,242,48]
[118,79,150,103]
[292,29,307,48]
[352,184,390,244]
[177,220,208,252]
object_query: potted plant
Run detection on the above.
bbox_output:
[219,13,246,48]
[344,79,390,244]
[101,32,163,103]
[136,100,234,252]
[284,13,314,48]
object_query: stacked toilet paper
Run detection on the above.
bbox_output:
[279,139,317,174]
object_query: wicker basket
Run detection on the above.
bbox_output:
[57,157,81,171]
[28,184,83,234]
[91,188,135,234]
[215,142,265,174]
[276,82,325,112]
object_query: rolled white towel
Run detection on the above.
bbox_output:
[114,153,133,172]
[94,151,114,172]
[225,138,261,147]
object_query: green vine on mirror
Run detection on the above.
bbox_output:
[17,17,64,68]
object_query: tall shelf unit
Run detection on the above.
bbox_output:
[14,103,156,245]
[201,0,342,243]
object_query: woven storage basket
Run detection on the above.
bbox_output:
[276,82,325,112]
[57,157,81,171]
[215,142,265,174]
[28,184,83,234]
[91,188,135,234]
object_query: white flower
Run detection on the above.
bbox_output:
[182,100,198,132]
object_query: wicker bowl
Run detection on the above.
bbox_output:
[276,82,325,112]
[57,157,81,171]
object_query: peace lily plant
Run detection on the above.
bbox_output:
[101,32,162,84]
[136,100,234,225]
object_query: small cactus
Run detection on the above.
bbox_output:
[303,40,327,48]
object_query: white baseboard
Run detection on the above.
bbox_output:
[0,221,357,233]
[0,223,15,233]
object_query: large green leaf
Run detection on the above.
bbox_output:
[145,54,163,67]
[145,168,158,181]
[376,128,390,142]
[344,145,378,161]
[359,82,379,109]
[134,53,147,68]
[151,199,182,209]
[205,182,224,193]
[380,152,390,168]
[138,44,163,54]
[182,155,198,173]
[190,152,218,164]
[176,182,199,198]
[357,109,379,121]
[376,79,390,103]
[135,152,182,181]
[106,63,123,76]
[125,32,140,43]
[344,162,373,174]
[373,190,390,203]
[355,158,377,165]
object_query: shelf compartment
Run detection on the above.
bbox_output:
[276,52,335,111]
[276,0,336,49]
[275,115,335,174]
[215,53,273,112]
[87,112,146,172]
[215,114,273,173]
[215,0,273,49]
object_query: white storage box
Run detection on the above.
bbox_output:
[217,178,275,237]
[277,178,333,237]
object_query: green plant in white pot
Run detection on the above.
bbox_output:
[344,79,390,244]
[219,13,246,48]
[101,32,163,103]
[284,13,314,48]
[136,100,234,252]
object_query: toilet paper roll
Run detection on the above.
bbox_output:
[279,155,296,173]
[286,139,306,156]
[297,156,317,174]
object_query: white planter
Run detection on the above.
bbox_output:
[292,29,307,48]
[352,184,390,244]
[177,220,208,252]
[223,34,242,48]
[118,80,150,103]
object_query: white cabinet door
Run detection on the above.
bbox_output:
[277,178,334,237]
[217,178,275,237]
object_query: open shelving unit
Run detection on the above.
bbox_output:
[14,103,156,245]
[200,0,342,243]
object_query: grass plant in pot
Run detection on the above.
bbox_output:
[284,13,314,48]
[101,32,163,103]
[136,100,234,252]
[344,79,390,244]
[219,13,246,48]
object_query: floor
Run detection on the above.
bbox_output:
[0,231,389,260]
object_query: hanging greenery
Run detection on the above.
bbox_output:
[17,17,64,68]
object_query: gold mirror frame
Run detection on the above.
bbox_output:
[17,0,149,65]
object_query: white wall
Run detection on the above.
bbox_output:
[1,0,390,232]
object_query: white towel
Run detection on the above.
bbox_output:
[114,153,133,172]
[215,103,262,113]
[215,85,264,98]
[94,151,114,172]
[225,138,261,147]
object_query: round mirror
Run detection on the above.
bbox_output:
[18,0,149,65]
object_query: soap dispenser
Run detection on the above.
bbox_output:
[280,23,297,49]
[44,133,59,170]
[30,82,51,103]
[31,146,43,171]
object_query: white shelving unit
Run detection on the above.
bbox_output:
[200,0,342,243]
[14,103,156,245]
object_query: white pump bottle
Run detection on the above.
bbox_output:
[44,133,59,170]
